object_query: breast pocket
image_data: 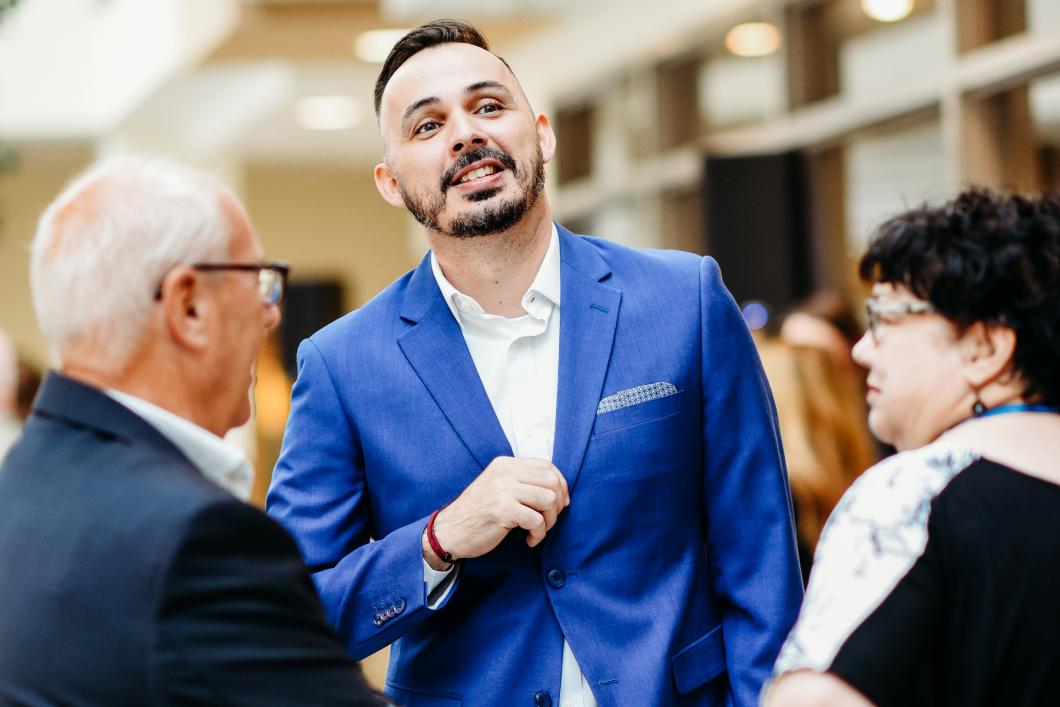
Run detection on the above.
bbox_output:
[592,389,685,436]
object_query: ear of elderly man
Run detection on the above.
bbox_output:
[0,158,388,705]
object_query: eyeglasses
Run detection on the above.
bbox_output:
[153,262,289,305]
[865,297,935,342]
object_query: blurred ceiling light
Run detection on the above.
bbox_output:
[725,22,781,58]
[861,0,914,22]
[295,96,361,131]
[354,29,412,63]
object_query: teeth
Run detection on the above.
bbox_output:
[460,165,497,183]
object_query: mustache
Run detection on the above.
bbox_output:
[440,147,518,193]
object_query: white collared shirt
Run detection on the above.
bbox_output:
[0,414,20,464]
[429,224,597,707]
[106,389,255,501]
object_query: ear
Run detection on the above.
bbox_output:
[535,113,556,164]
[960,321,1017,389]
[373,162,407,208]
[158,266,211,353]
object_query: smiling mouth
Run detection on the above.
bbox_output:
[450,162,505,189]
[442,147,517,192]
[458,165,500,184]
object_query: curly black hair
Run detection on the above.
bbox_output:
[859,187,1060,407]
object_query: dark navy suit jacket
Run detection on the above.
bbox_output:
[0,373,384,706]
[267,227,803,706]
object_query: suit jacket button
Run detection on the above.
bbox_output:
[533,691,552,707]
[546,569,565,589]
[373,614,385,627]
[395,598,406,613]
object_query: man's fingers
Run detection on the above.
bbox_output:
[515,484,557,510]
[542,502,561,531]
[507,458,559,480]
[513,505,547,545]
[487,457,570,506]
[545,465,569,506]
[540,506,558,532]
[509,462,569,505]
[515,485,565,528]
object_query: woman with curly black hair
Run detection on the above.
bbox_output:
[765,188,1060,707]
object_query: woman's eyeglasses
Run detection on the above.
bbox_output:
[865,298,935,342]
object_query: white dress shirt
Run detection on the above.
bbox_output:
[428,225,597,707]
[106,389,255,501]
[0,413,20,464]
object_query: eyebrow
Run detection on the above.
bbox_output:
[466,80,514,100]
[401,96,440,128]
[399,81,516,132]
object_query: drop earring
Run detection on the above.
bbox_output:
[972,399,987,417]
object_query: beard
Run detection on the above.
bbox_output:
[397,145,546,239]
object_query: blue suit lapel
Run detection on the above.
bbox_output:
[397,254,513,471]
[552,226,621,492]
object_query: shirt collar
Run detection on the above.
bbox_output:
[105,389,254,501]
[431,223,561,324]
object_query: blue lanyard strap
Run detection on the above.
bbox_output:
[980,403,1060,417]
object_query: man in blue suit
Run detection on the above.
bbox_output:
[268,19,802,707]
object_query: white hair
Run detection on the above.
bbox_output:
[30,156,233,372]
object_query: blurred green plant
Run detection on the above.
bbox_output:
[1,0,20,9]
[0,0,21,22]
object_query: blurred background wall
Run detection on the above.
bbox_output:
[3,0,1059,686]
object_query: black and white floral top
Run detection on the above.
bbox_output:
[771,441,1060,706]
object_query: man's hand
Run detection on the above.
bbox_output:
[424,457,569,568]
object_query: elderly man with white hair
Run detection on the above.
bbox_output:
[0,157,387,705]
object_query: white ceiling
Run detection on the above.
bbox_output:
[235,64,384,163]
[5,0,1060,168]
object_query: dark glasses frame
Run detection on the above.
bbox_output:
[153,262,290,305]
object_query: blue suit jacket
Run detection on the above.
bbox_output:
[267,226,803,706]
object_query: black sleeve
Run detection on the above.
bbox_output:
[827,508,946,707]
[153,499,390,706]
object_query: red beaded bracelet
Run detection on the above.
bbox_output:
[426,509,453,564]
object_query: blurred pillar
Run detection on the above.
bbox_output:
[805,146,863,302]
[955,0,1026,53]
[1040,146,1060,192]
[784,1,839,109]
[960,86,1040,191]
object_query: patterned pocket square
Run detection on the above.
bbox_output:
[596,382,679,415]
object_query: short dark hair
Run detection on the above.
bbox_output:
[374,19,492,116]
[859,187,1060,406]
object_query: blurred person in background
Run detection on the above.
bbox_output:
[268,18,801,707]
[780,292,862,372]
[782,292,881,485]
[0,157,386,706]
[757,339,876,582]
[0,330,20,460]
[766,188,1060,707]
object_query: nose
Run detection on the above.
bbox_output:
[449,111,487,155]
[851,330,873,369]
